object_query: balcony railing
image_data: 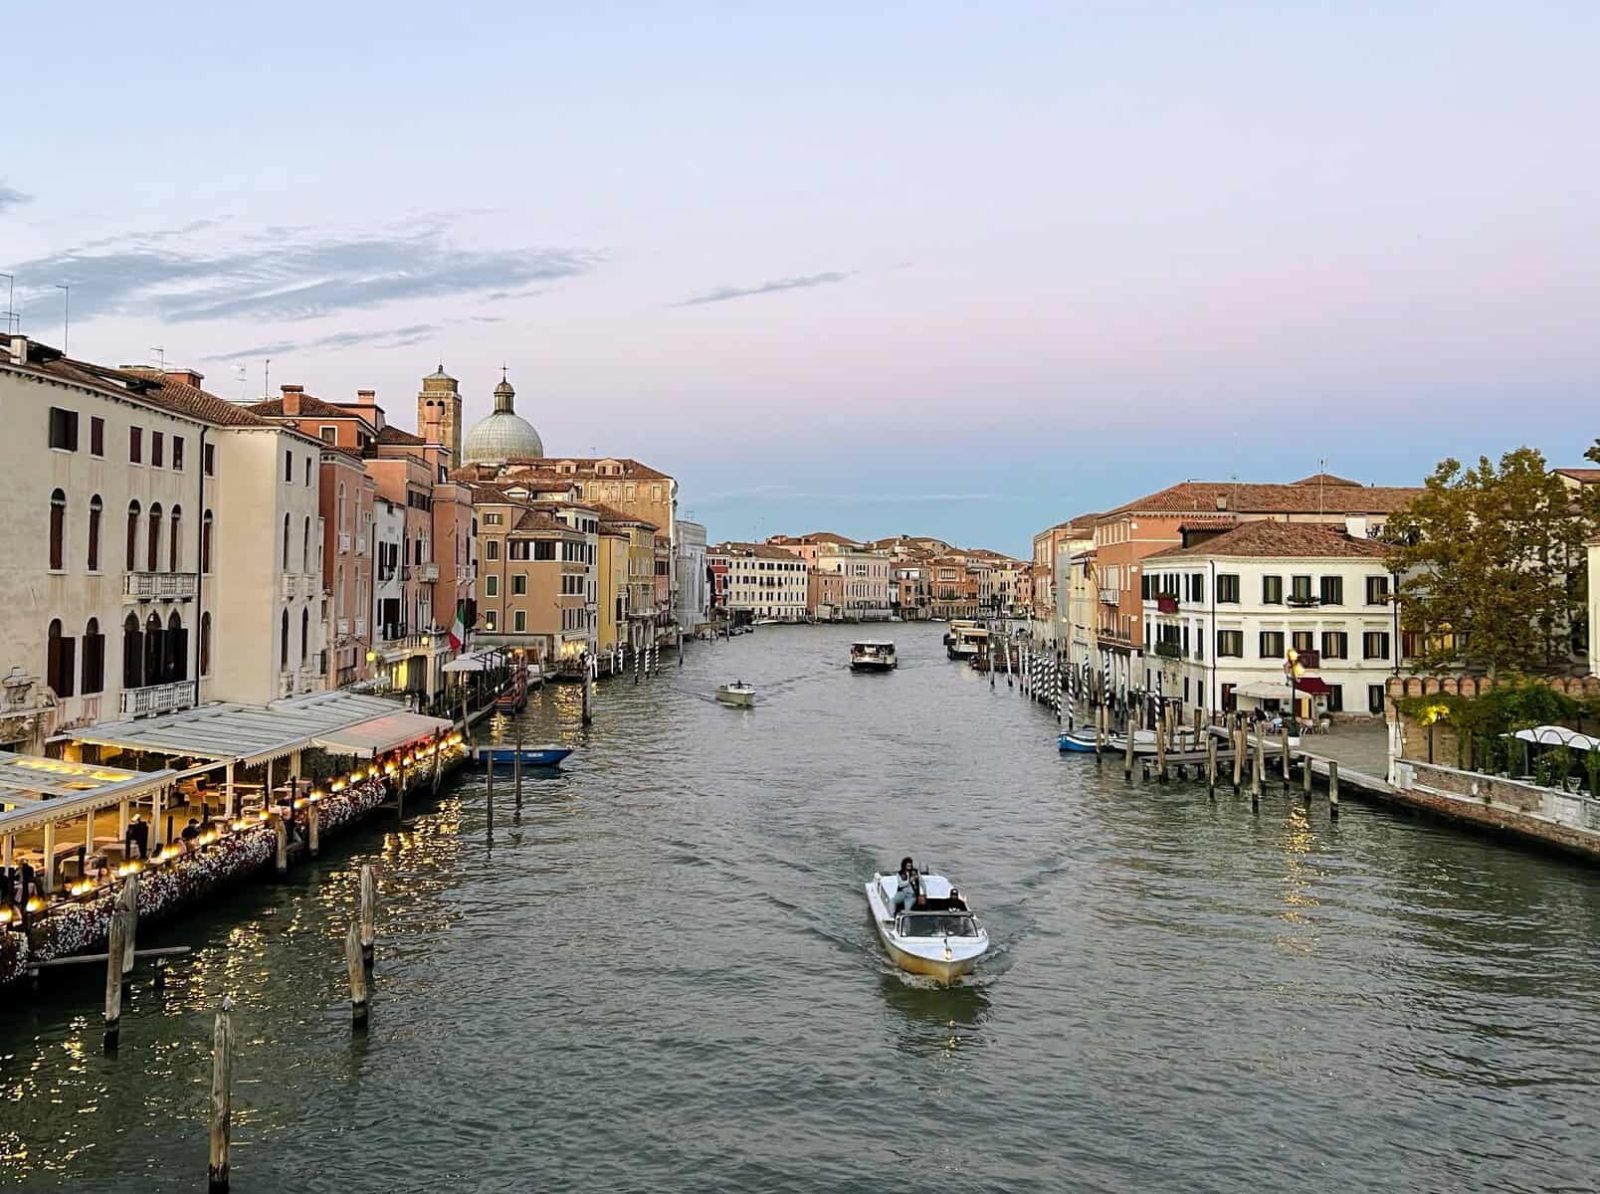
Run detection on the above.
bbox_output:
[354,617,367,637]
[119,680,196,717]
[123,572,197,602]
[355,536,368,556]
[337,618,350,636]
[1287,594,1320,608]
[417,563,439,582]
[338,532,351,554]
[1154,641,1183,660]
[1099,587,1121,606]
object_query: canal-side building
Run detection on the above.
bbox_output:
[0,336,329,748]
[470,484,597,666]
[674,519,709,634]
[1088,475,1421,714]
[1140,520,1402,722]
[713,543,809,622]
[894,562,934,620]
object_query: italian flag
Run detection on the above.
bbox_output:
[449,600,466,651]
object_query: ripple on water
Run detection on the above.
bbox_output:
[2,624,1599,1192]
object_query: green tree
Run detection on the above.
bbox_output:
[1386,448,1592,676]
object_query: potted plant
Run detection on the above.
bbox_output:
[1586,746,1600,797]
[1552,744,1573,792]
[1533,751,1554,789]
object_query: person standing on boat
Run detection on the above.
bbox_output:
[892,857,921,916]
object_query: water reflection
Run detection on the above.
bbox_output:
[878,973,990,1058]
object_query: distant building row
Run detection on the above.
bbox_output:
[704,532,1029,623]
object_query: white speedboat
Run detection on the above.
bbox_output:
[866,871,989,983]
[849,640,897,672]
[716,681,756,707]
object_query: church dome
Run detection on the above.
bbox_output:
[462,373,543,464]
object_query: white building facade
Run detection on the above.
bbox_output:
[719,544,809,622]
[675,519,709,632]
[1140,521,1401,722]
[0,337,327,748]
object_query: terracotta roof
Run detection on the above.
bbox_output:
[525,458,673,481]
[249,392,358,421]
[1290,472,1365,487]
[374,425,426,446]
[15,350,282,429]
[1145,520,1388,561]
[712,541,806,561]
[1555,468,1600,485]
[510,509,575,534]
[1102,480,1420,519]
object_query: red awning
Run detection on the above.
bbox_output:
[1292,676,1332,696]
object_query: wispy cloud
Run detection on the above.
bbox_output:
[696,486,1005,506]
[0,183,30,213]
[205,322,441,362]
[676,270,853,307]
[7,218,598,323]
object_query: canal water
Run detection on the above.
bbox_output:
[2,623,1598,1192]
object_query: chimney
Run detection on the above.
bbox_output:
[7,335,26,366]
[1345,515,1369,539]
[163,368,205,389]
[356,389,376,406]
[280,383,305,415]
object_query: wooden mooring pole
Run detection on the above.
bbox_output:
[1280,728,1292,785]
[1303,751,1315,799]
[119,874,138,975]
[582,657,594,725]
[208,998,235,1193]
[513,730,524,808]
[1123,717,1136,781]
[273,815,288,877]
[1155,708,1168,783]
[345,923,369,1028]
[1232,720,1244,793]
[104,908,127,1050]
[308,801,320,856]
[359,863,377,969]
[1206,734,1217,797]
[1328,761,1341,819]
[1250,734,1263,811]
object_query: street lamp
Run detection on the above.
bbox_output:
[1284,648,1304,731]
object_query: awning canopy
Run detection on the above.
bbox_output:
[311,711,453,758]
[1233,680,1290,700]
[0,753,176,836]
[442,648,504,674]
[1291,676,1332,696]
[1509,725,1600,752]
[70,692,424,767]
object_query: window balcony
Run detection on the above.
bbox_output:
[338,532,351,554]
[119,680,196,718]
[1286,595,1320,608]
[355,536,368,556]
[337,618,350,636]
[1154,641,1183,660]
[354,617,367,637]
[123,572,197,602]
[1099,587,1121,606]
[417,562,440,582]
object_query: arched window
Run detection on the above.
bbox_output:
[144,612,163,686]
[201,510,213,574]
[300,607,310,664]
[82,617,104,695]
[87,496,103,571]
[303,515,311,571]
[199,612,211,677]
[122,614,143,689]
[49,489,66,570]
[169,505,182,572]
[47,618,76,697]
[166,610,187,682]
[282,513,291,570]
[147,503,163,573]
[280,608,290,670]
[126,501,141,571]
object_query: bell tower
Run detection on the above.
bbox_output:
[417,364,463,469]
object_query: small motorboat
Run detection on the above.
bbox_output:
[865,870,989,983]
[473,744,574,767]
[849,640,897,672]
[716,681,756,707]
[1057,728,1160,755]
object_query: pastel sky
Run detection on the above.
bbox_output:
[4,1,1596,555]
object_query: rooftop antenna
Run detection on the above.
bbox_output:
[264,357,271,400]
[54,283,69,355]
[0,273,16,335]
[1318,457,1327,515]
[151,346,166,372]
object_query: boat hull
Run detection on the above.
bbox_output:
[1057,733,1098,753]
[716,691,754,707]
[474,746,573,767]
[849,660,896,672]
[865,876,988,985]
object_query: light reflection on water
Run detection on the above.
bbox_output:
[2,623,1599,1192]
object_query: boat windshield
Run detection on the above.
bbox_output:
[897,912,980,938]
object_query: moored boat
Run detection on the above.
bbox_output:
[716,681,756,707]
[946,623,989,661]
[1057,728,1161,755]
[473,744,574,767]
[849,640,897,671]
[866,870,989,983]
